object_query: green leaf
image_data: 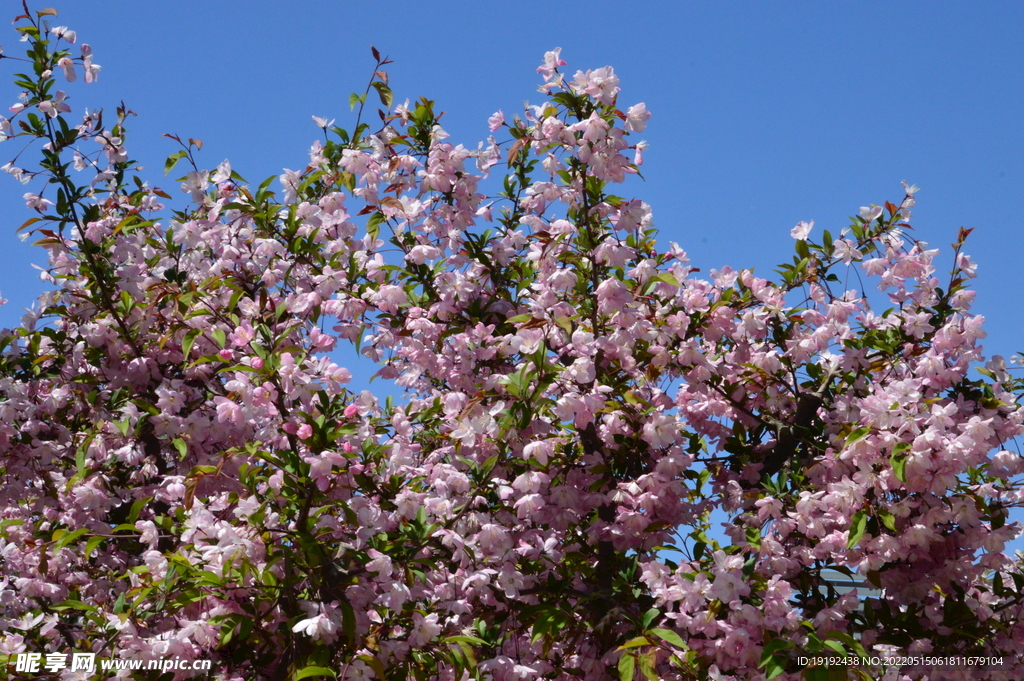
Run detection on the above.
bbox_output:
[846,510,867,549]
[182,328,201,359]
[294,666,337,680]
[128,496,153,523]
[339,598,357,647]
[638,651,658,681]
[553,315,573,335]
[891,451,907,483]
[51,599,95,612]
[18,217,42,233]
[443,635,488,646]
[349,92,363,111]
[500,373,522,397]
[825,631,868,659]
[367,211,385,241]
[164,150,188,176]
[73,433,93,483]
[114,418,131,437]
[843,427,870,448]
[617,652,636,681]
[763,658,786,680]
[758,637,792,668]
[888,442,910,483]
[446,637,479,670]
[649,628,686,649]
[371,81,394,108]
[85,535,105,558]
[822,640,846,655]
[795,239,810,259]
[641,608,659,630]
[876,508,897,532]
[650,272,680,287]
[616,636,651,650]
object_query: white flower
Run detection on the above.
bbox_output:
[478,523,511,554]
[512,664,539,679]
[523,441,552,466]
[343,660,376,680]
[11,612,45,630]
[366,551,393,578]
[859,205,883,222]
[790,220,813,241]
[642,412,678,448]
[210,159,232,184]
[624,102,650,132]
[292,613,337,642]
[408,612,442,646]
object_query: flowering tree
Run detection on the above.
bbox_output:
[1,7,1023,681]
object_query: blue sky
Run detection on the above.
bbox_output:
[1,3,1022,549]
[2,3,1022,352]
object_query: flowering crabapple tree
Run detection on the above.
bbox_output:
[1,6,1024,681]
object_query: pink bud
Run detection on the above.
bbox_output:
[344,404,360,418]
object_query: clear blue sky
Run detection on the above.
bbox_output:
[2,3,1022,350]
[1,3,1022,548]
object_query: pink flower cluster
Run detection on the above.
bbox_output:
[0,11,1022,681]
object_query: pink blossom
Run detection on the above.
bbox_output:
[23,193,54,211]
[633,140,647,165]
[408,612,442,646]
[370,284,407,314]
[229,322,256,348]
[0,26,1019,680]
[832,238,862,264]
[57,57,76,82]
[523,440,553,465]
[859,205,884,221]
[487,110,504,132]
[624,102,650,132]
[36,91,70,118]
[81,45,100,83]
[52,26,77,44]
[570,66,620,105]
[537,47,567,81]
[214,396,244,424]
